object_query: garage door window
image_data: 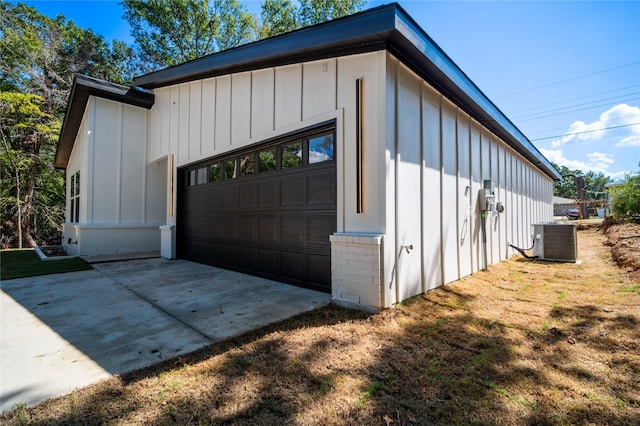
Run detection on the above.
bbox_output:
[240,154,255,176]
[258,149,276,173]
[309,134,334,164]
[184,127,335,184]
[282,141,302,169]
[224,159,237,179]
[210,163,222,182]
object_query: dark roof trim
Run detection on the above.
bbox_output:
[54,74,155,169]
[134,3,559,180]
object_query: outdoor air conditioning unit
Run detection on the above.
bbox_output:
[532,223,578,262]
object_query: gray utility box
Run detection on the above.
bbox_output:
[532,223,578,262]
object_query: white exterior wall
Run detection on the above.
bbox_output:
[383,55,553,307]
[63,97,166,258]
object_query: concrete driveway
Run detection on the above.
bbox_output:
[0,258,330,413]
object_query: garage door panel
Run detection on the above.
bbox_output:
[307,173,335,205]
[257,215,277,240]
[238,215,255,239]
[281,251,304,281]
[222,186,238,209]
[258,181,279,207]
[238,184,257,209]
[280,215,304,242]
[208,188,222,210]
[281,178,304,206]
[220,216,237,239]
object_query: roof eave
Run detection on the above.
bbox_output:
[54,75,155,169]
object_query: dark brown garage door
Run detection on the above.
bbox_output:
[178,125,336,293]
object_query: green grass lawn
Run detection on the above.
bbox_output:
[0,249,92,280]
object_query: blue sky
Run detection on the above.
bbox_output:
[22,0,640,179]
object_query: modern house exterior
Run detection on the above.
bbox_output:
[55,3,561,312]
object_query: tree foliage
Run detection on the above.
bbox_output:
[121,0,257,69]
[259,0,366,38]
[121,0,367,66]
[612,165,640,221]
[0,92,63,248]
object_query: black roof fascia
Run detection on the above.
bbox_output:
[133,3,560,180]
[54,74,155,169]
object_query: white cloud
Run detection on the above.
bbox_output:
[551,103,640,147]
[540,148,627,179]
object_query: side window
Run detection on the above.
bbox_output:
[70,171,80,223]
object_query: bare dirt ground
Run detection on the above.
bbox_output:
[3,225,639,425]
[602,221,640,282]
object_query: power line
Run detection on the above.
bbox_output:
[517,97,640,123]
[529,122,640,141]
[495,61,640,99]
[511,91,640,120]
[508,84,640,115]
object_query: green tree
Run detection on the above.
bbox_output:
[612,165,640,221]
[121,0,257,69]
[298,0,366,26]
[259,0,298,38]
[1,1,142,248]
[0,93,62,248]
[259,0,366,38]
[1,2,144,107]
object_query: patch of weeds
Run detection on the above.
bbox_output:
[619,284,640,293]
[423,357,443,377]
[465,350,487,373]
[221,355,253,370]
[541,321,550,333]
[311,376,334,398]
[10,403,29,425]
[552,290,567,311]
[423,318,446,336]
[475,378,536,410]
[158,380,181,403]
[70,394,81,424]
[359,381,383,407]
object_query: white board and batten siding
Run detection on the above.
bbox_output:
[383,55,554,308]
[62,97,166,257]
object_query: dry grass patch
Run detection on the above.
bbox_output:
[2,228,639,425]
